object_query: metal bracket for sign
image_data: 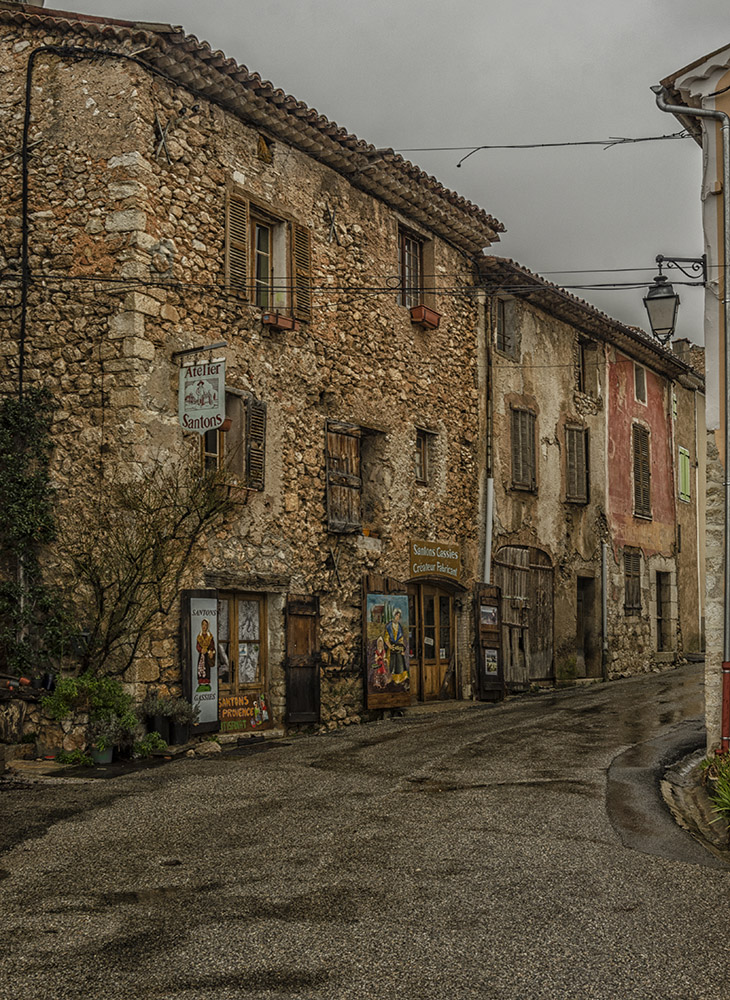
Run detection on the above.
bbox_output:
[172,341,228,366]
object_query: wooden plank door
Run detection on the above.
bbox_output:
[285,594,320,723]
[528,549,554,681]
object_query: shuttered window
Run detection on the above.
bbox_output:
[245,397,267,490]
[633,424,651,518]
[565,427,588,503]
[399,229,423,308]
[678,446,691,503]
[292,222,312,320]
[495,298,516,357]
[511,409,536,491]
[226,192,312,321]
[326,422,361,532]
[624,549,642,613]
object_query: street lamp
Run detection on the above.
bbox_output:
[642,254,706,344]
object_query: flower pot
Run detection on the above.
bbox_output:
[170,722,190,746]
[410,304,441,330]
[90,746,113,765]
[151,715,171,743]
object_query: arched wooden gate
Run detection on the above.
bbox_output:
[493,545,554,691]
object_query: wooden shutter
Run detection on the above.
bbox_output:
[633,425,651,517]
[326,421,361,532]
[245,398,267,490]
[511,409,536,490]
[224,393,245,480]
[227,195,249,295]
[624,550,641,612]
[292,222,312,320]
[566,427,588,503]
[285,594,320,723]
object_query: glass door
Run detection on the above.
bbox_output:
[420,586,454,700]
[217,592,271,733]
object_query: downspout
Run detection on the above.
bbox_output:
[483,291,494,584]
[652,85,730,751]
[601,542,609,681]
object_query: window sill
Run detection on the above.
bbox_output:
[410,305,441,331]
[633,512,653,521]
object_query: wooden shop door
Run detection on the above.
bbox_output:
[420,586,454,700]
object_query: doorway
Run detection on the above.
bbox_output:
[656,572,672,651]
[407,584,455,701]
[576,576,597,677]
[493,546,554,690]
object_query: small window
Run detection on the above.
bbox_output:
[399,229,423,308]
[633,424,651,518]
[678,446,691,503]
[415,428,436,484]
[624,549,642,614]
[226,191,311,320]
[495,298,516,357]
[511,409,536,491]
[634,364,647,404]
[577,340,598,396]
[201,392,266,491]
[565,427,589,504]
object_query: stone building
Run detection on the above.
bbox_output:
[0,3,504,736]
[480,257,704,687]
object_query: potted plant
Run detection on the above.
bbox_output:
[141,691,175,743]
[169,697,200,745]
[88,708,139,764]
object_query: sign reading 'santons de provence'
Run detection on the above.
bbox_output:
[178,360,226,433]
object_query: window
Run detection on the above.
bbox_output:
[511,409,536,491]
[678,446,691,502]
[326,421,361,532]
[495,298,516,357]
[577,340,598,396]
[217,592,267,701]
[399,229,423,308]
[565,426,589,503]
[415,428,436,484]
[624,549,642,614]
[634,364,647,404]
[632,424,651,518]
[226,191,312,320]
[201,393,267,490]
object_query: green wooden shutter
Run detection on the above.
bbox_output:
[245,398,267,490]
[227,195,249,295]
[678,446,691,502]
[292,223,312,320]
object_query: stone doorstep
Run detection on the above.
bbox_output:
[661,750,730,863]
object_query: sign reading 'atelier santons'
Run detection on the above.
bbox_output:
[409,538,461,583]
[178,360,226,434]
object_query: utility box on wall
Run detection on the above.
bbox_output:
[475,584,504,701]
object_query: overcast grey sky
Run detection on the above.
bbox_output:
[74,0,730,343]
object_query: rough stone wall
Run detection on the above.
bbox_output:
[0,23,487,728]
[488,297,607,682]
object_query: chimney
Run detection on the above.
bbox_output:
[671,338,691,362]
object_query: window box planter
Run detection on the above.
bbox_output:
[410,305,441,330]
[262,312,299,332]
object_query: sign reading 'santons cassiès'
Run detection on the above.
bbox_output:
[178,360,226,434]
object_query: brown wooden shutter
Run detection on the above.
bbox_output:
[292,222,312,320]
[566,427,588,502]
[246,398,267,490]
[511,409,536,490]
[227,195,249,296]
[285,594,320,723]
[633,425,651,516]
[326,421,361,532]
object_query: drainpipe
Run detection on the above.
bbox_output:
[652,85,730,751]
[484,478,494,584]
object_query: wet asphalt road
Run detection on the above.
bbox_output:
[0,662,728,1000]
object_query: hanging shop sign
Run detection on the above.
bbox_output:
[178,359,226,433]
[365,592,411,709]
[409,538,461,583]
